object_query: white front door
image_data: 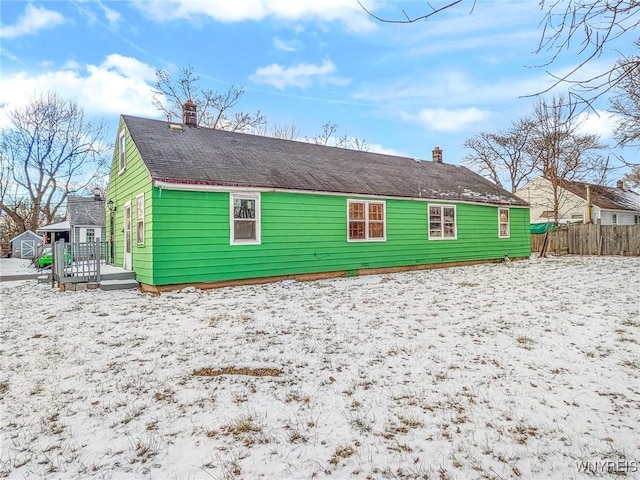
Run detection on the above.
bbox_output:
[124,202,132,270]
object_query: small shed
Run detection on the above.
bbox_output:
[10,230,42,259]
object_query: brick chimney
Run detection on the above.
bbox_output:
[93,187,102,201]
[432,146,443,163]
[182,100,197,126]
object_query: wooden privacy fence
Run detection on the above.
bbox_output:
[531,224,640,256]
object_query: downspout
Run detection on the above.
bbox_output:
[585,185,592,224]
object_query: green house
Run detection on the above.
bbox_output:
[106,110,530,292]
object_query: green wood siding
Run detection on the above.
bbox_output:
[106,120,154,284]
[150,189,530,286]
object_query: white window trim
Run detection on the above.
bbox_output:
[118,130,126,174]
[428,204,457,240]
[612,213,618,225]
[230,192,261,245]
[498,207,510,238]
[346,199,387,242]
[635,214,640,225]
[136,193,145,245]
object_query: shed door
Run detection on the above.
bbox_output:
[124,202,132,270]
[20,240,35,259]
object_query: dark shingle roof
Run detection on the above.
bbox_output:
[67,196,105,226]
[122,115,528,207]
[557,179,640,212]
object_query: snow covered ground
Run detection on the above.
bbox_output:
[0,258,38,275]
[1,255,639,480]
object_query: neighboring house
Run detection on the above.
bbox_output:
[516,177,640,225]
[106,108,531,291]
[10,230,42,259]
[38,192,106,243]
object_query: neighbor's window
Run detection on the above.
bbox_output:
[429,205,457,239]
[86,228,95,243]
[74,226,80,243]
[499,208,510,238]
[612,213,618,225]
[635,215,640,225]
[231,193,261,244]
[119,130,126,173]
[136,194,145,245]
[347,200,386,241]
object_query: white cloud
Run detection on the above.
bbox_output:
[101,4,122,27]
[401,108,492,132]
[0,54,158,124]
[132,0,376,33]
[273,36,301,52]
[1,4,65,39]
[251,59,347,89]
[576,110,618,141]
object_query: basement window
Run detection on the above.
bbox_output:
[499,208,510,238]
[429,204,457,240]
[347,200,386,242]
[230,193,261,245]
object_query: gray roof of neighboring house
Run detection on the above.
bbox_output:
[67,196,105,226]
[557,179,640,212]
[122,115,529,207]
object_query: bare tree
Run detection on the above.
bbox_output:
[306,122,369,151]
[535,0,640,103]
[270,122,301,140]
[463,118,537,193]
[360,1,640,105]
[530,95,608,223]
[610,49,640,149]
[623,165,640,189]
[357,0,471,24]
[152,65,267,133]
[0,92,109,236]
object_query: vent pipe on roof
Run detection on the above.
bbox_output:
[182,100,197,127]
[432,146,443,163]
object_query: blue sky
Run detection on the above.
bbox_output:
[0,0,633,174]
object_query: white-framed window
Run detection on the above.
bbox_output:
[136,193,145,245]
[428,204,457,240]
[230,193,261,245]
[119,130,126,173]
[347,199,386,242]
[612,213,618,225]
[498,208,510,238]
[86,228,95,243]
[635,214,640,225]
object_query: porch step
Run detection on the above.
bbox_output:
[99,279,139,291]
[38,274,51,284]
[101,271,137,281]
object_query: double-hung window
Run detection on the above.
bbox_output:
[347,200,385,241]
[428,205,457,239]
[498,208,510,238]
[231,193,261,245]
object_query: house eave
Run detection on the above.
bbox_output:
[153,179,530,208]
